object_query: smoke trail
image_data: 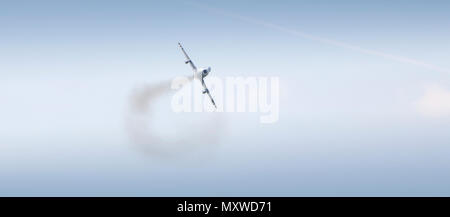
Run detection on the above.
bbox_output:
[125,77,224,159]
[186,1,449,74]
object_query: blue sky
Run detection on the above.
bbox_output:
[0,0,449,196]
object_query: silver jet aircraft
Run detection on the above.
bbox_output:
[178,42,217,108]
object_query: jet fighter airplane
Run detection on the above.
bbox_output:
[178,42,217,108]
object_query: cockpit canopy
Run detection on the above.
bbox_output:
[202,67,211,77]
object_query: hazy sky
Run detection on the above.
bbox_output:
[0,0,449,196]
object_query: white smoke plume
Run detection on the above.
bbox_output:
[125,77,224,159]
